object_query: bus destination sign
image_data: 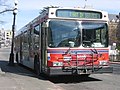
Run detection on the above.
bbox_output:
[56,9,102,19]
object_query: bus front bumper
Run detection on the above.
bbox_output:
[46,66,113,76]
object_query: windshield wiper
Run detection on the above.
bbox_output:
[64,41,75,54]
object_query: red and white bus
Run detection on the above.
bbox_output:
[15,6,113,76]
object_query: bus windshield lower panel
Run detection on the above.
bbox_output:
[82,22,108,48]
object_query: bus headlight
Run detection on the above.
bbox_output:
[99,61,108,65]
[63,56,71,61]
[53,62,63,66]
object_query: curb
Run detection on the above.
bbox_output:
[0,68,5,75]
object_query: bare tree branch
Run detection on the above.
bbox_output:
[0,0,12,14]
[0,0,12,27]
[0,9,14,14]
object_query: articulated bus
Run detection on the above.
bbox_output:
[15,7,113,76]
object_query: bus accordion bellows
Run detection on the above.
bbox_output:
[15,6,113,76]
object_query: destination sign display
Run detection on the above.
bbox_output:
[56,9,102,19]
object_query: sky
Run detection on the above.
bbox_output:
[0,0,120,30]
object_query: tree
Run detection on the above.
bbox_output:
[0,0,12,14]
[116,15,120,50]
[0,0,12,27]
[109,22,118,45]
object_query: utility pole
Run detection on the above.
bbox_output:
[8,0,18,66]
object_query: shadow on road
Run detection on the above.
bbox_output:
[0,60,34,76]
[0,60,46,80]
[0,60,102,83]
[48,75,102,84]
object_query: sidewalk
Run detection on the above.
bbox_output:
[0,45,26,90]
[0,74,18,90]
[0,61,19,90]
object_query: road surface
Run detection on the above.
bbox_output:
[0,47,120,90]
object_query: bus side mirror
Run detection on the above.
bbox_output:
[42,22,47,28]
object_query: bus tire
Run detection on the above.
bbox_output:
[34,55,40,76]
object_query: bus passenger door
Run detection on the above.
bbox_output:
[19,35,23,63]
[41,22,47,71]
[22,31,30,67]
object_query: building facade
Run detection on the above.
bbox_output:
[108,14,119,46]
[0,28,12,47]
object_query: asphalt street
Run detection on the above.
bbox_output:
[0,47,120,90]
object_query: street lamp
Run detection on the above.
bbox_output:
[8,0,18,66]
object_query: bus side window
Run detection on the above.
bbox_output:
[34,25,40,50]
[23,32,28,50]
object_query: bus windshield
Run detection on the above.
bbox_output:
[82,22,108,48]
[48,20,81,47]
[48,20,108,48]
